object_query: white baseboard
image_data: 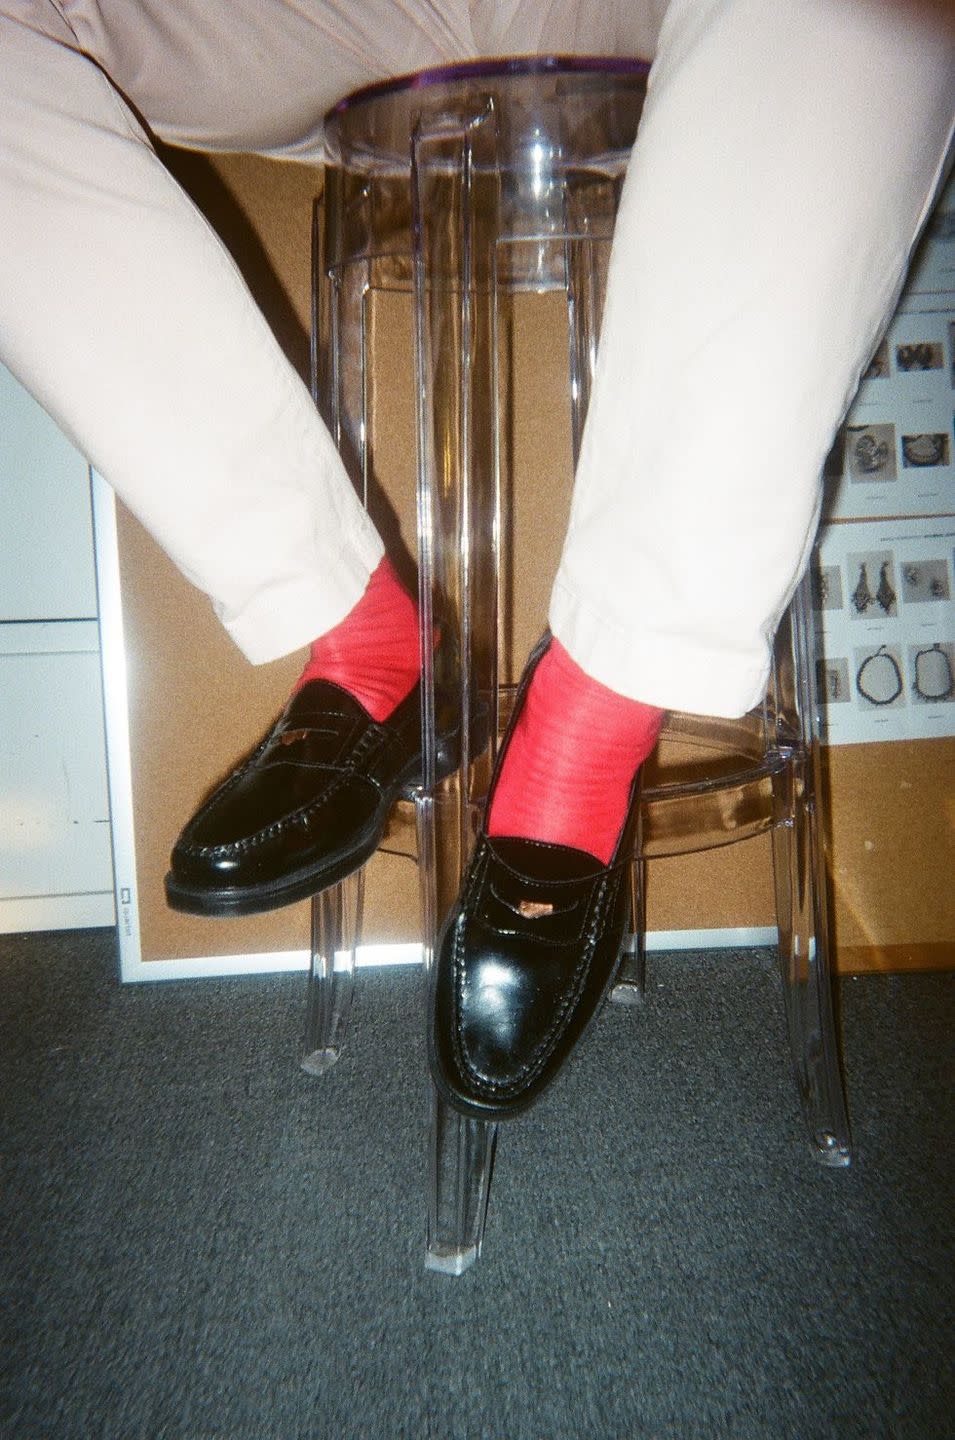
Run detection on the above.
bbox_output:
[116,929,778,983]
[0,892,116,934]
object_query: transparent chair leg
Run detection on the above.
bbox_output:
[416,788,498,1274]
[411,111,502,1274]
[425,1086,498,1275]
[771,764,851,1167]
[611,859,648,1007]
[300,868,365,1077]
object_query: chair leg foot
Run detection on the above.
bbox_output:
[771,757,852,1167]
[425,1087,498,1275]
[300,868,365,1076]
[610,940,646,1007]
[300,1046,343,1077]
[810,1128,851,1169]
[424,1242,481,1276]
[611,863,648,1007]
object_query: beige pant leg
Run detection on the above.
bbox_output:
[2,0,660,664]
[551,0,955,716]
[0,2,396,659]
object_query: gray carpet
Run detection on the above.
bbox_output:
[1,929,952,1440]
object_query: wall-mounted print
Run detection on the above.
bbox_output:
[847,550,898,618]
[900,558,950,604]
[845,424,897,481]
[825,303,953,519]
[910,641,955,704]
[813,517,955,744]
[901,432,950,468]
[895,341,943,372]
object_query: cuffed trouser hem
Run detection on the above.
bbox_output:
[221,522,385,665]
[549,577,769,718]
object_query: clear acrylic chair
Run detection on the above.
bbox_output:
[300,57,850,1276]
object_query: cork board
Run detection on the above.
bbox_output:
[112,149,951,974]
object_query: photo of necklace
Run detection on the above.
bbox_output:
[856,646,904,706]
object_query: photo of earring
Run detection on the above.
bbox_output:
[818,657,850,704]
[863,340,890,379]
[895,342,943,372]
[812,563,844,612]
[852,561,875,613]
[900,558,951,604]
[875,560,897,615]
[852,562,873,613]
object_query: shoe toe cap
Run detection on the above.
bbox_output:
[431,837,629,1118]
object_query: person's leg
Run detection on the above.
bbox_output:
[432,0,955,1120]
[0,1,385,662]
[0,1,480,914]
[488,0,954,866]
[552,0,954,719]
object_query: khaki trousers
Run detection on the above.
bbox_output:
[1,0,952,712]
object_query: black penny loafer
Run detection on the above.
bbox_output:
[429,635,641,1121]
[165,676,466,918]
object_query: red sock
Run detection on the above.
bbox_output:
[487,639,664,865]
[295,557,420,722]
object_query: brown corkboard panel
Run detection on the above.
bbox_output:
[116,150,952,974]
[116,499,310,961]
[644,835,776,938]
[638,741,955,973]
[824,739,955,968]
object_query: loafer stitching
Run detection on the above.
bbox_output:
[180,755,397,860]
[180,775,383,860]
[178,719,418,861]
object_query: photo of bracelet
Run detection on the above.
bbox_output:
[910,643,955,704]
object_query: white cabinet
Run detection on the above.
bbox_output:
[0,364,115,931]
